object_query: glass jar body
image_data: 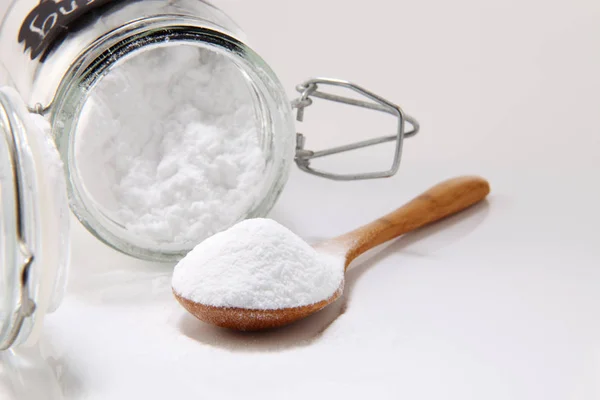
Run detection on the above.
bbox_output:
[0,0,296,261]
[0,87,70,349]
[0,0,247,107]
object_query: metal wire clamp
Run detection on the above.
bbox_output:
[292,78,419,181]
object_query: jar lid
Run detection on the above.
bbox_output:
[0,88,70,350]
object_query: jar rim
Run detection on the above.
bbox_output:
[52,19,295,262]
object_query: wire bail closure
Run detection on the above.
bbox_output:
[292,78,419,181]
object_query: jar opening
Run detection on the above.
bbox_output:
[54,26,295,261]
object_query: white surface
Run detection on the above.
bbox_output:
[2,0,600,399]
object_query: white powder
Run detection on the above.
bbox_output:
[172,218,345,310]
[75,44,266,246]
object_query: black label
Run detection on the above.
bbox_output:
[19,0,116,60]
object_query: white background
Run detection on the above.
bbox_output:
[2,0,600,399]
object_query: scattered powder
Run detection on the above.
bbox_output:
[172,218,345,310]
[75,44,266,246]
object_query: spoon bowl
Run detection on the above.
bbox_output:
[175,176,490,331]
[175,287,343,330]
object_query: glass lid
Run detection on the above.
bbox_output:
[0,87,70,350]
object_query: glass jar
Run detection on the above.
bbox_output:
[0,0,419,350]
[1,0,298,262]
[0,85,70,350]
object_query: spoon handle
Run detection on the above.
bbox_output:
[335,176,490,268]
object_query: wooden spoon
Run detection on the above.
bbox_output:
[175,176,490,331]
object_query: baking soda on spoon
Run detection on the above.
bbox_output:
[172,219,345,310]
[172,176,491,331]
